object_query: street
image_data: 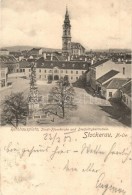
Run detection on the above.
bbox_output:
[72,88,126,126]
[0,78,130,127]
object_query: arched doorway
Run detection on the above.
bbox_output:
[54,75,59,80]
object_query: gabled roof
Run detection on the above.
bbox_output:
[71,42,85,49]
[120,80,132,97]
[104,78,129,89]
[97,70,119,84]
[91,59,109,68]
[0,55,18,64]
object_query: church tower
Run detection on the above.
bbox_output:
[62,7,71,54]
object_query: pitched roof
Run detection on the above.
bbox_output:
[19,61,31,68]
[36,59,90,70]
[104,78,129,89]
[97,70,119,84]
[120,80,132,97]
[30,48,42,51]
[91,59,109,68]
[19,57,90,70]
[0,55,18,64]
[71,42,85,49]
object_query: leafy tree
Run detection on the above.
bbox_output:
[1,92,28,127]
[48,78,77,118]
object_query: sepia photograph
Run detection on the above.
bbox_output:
[0,1,132,195]
[0,0,131,128]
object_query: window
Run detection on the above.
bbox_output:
[66,70,68,74]
[71,70,73,74]
[76,71,78,74]
[39,69,41,73]
[71,77,73,80]
[39,75,41,79]
[109,92,112,97]
[45,70,46,73]
[23,69,25,72]
[123,67,125,75]
[76,77,78,80]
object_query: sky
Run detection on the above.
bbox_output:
[0,0,131,49]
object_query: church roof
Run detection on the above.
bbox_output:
[71,42,85,49]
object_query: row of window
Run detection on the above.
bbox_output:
[38,69,85,74]
[20,68,85,75]
[39,75,79,80]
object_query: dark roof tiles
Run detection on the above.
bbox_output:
[91,59,109,68]
[120,80,132,97]
[97,70,119,84]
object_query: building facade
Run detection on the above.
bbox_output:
[0,49,9,55]
[120,80,131,110]
[0,64,8,90]
[88,59,131,90]
[19,59,90,83]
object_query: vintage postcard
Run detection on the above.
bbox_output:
[0,0,131,194]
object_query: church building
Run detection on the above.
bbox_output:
[62,7,85,56]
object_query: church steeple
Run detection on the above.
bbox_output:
[62,7,71,54]
[65,6,70,18]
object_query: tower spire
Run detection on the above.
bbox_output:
[66,5,68,16]
[62,7,71,54]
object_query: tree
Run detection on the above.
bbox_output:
[1,92,28,128]
[47,78,77,119]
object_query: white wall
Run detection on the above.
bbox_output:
[96,60,131,79]
[122,93,131,110]
[34,68,85,83]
